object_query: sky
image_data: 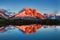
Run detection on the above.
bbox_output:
[0,0,59,14]
[58,0,60,14]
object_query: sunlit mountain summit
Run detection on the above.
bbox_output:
[0,8,46,20]
[0,8,60,20]
[12,8,46,20]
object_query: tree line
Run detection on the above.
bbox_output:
[0,18,60,26]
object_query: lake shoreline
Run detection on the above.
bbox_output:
[0,18,60,26]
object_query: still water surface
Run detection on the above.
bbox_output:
[0,24,60,40]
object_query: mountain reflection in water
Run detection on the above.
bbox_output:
[0,25,60,40]
[0,24,59,34]
[16,24,42,34]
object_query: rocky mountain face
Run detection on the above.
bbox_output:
[0,8,46,20]
[13,8,46,20]
[0,9,9,19]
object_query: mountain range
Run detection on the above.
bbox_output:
[0,8,46,20]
